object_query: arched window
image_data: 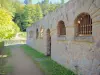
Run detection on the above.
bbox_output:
[36,29,38,39]
[75,13,92,36]
[57,20,66,36]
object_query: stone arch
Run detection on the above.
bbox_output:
[57,20,66,37]
[36,28,38,39]
[46,28,51,56]
[75,12,92,36]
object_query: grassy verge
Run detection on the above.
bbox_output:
[4,46,13,75]
[2,64,13,75]
[21,44,76,75]
[0,46,13,75]
[3,46,12,57]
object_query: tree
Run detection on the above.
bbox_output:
[43,0,49,4]
[61,0,64,4]
[0,0,22,17]
[14,4,43,31]
[38,0,60,16]
[48,4,60,13]
[34,5,43,21]
[24,0,32,4]
[29,0,32,4]
[38,0,49,16]
[0,8,19,39]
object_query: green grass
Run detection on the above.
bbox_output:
[21,44,76,75]
[0,64,13,75]
[0,46,12,75]
[4,46,13,74]
[3,64,13,74]
[3,46,12,57]
[0,41,4,48]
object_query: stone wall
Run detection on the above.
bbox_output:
[27,0,100,74]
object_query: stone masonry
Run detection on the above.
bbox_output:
[27,0,100,75]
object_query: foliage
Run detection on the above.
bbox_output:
[48,4,60,13]
[0,0,20,16]
[0,8,19,39]
[37,0,60,16]
[24,0,32,4]
[0,0,64,36]
[0,0,61,32]
[61,0,64,4]
[14,4,43,31]
[0,41,4,55]
[21,45,76,75]
[0,41,4,48]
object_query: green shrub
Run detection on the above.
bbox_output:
[0,41,4,48]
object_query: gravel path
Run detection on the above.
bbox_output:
[8,45,44,75]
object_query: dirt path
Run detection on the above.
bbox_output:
[8,45,44,75]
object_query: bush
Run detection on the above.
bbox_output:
[0,41,4,54]
[0,8,20,39]
[0,41,4,48]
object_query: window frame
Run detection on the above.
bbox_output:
[74,13,93,42]
[57,20,66,37]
